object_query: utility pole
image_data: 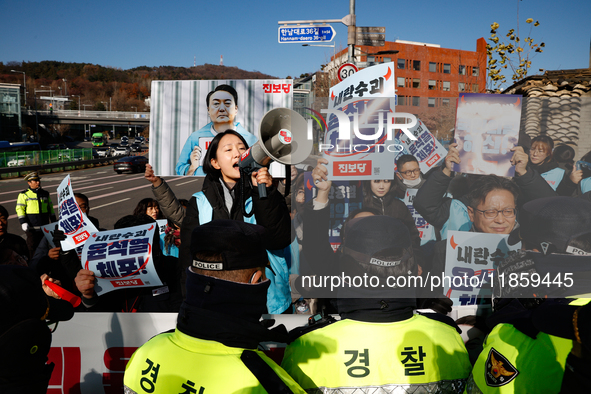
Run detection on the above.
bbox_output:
[347,0,356,63]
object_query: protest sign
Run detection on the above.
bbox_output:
[444,230,521,305]
[323,63,400,180]
[402,189,435,245]
[198,137,213,167]
[40,222,57,248]
[149,79,293,177]
[453,93,521,177]
[156,219,167,236]
[82,223,161,296]
[397,119,446,173]
[56,175,98,251]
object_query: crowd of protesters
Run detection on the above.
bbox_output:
[2,129,591,393]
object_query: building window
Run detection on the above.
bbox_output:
[459,65,466,75]
[443,81,450,91]
[397,59,405,69]
[472,84,479,92]
[412,96,420,106]
[398,96,406,106]
[367,56,375,63]
[428,98,436,107]
[383,57,391,63]
[413,78,420,88]
[443,63,451,74]
[459,82,466,92]
[442,98,450,106]
[473,67,479,76]
[429,62,436,72]
[397,77,405,87]
[428,80,436,90]
[413,60,421,71]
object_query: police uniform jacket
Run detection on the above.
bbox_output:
[16,188,56,227]
[282,302,472,393]
[123,271,305,393]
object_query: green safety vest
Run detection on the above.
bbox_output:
[465,298,591,394]
[123,328,305,393]
[16,188,55,226]
[465,323,572,394]
[281,314,472,393]
[465,299,591,394]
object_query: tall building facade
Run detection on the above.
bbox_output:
[0,83,23,141]
[326,38,487,113]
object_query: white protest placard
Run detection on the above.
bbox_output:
[56,175,98,251]
[323,63,398,180]
[402,189,435,245]
[444,230,521,305]
[156,219,167,236]
[198,137,213,167]
[82,223,162,296]
[453,93,521,177]
[398,119,447,173]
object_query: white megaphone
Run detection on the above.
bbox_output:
[239,108,312,198]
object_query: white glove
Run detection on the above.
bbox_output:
[190,146,202,168]
[22,223,30,232]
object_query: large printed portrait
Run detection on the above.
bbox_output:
[149,79,293,176]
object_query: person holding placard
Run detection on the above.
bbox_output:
[74,214,182,312]
[414,142,556,239]
[30,193,100,295]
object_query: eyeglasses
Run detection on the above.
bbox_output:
[474,207,516,219]
[399,169,420,176]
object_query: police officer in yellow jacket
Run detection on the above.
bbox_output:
[16,172,56,259]
[282,215,472,393]
[532,297,591,392]
[123,220,305,394]
[465,196,591,393]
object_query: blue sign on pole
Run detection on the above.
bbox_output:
[278,25,336,43]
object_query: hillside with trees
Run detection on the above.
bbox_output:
[0,61,277,112]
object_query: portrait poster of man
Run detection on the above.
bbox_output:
[149,79,293,176]
[453,93,522,177]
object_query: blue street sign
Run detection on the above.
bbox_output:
[278,25,336,44]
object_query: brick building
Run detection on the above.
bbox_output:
[326,38,487,112]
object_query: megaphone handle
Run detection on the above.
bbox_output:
[258,183,267,199]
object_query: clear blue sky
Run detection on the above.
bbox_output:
[2,0,589,82]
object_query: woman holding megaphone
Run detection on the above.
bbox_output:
[145,130,293,314]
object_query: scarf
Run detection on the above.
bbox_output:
[164,225,181,247]
[177,270,289,348]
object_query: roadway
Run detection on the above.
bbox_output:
[0,164,204,238]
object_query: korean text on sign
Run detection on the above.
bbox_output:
[82,223,162,296]
[56,175,98,251]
